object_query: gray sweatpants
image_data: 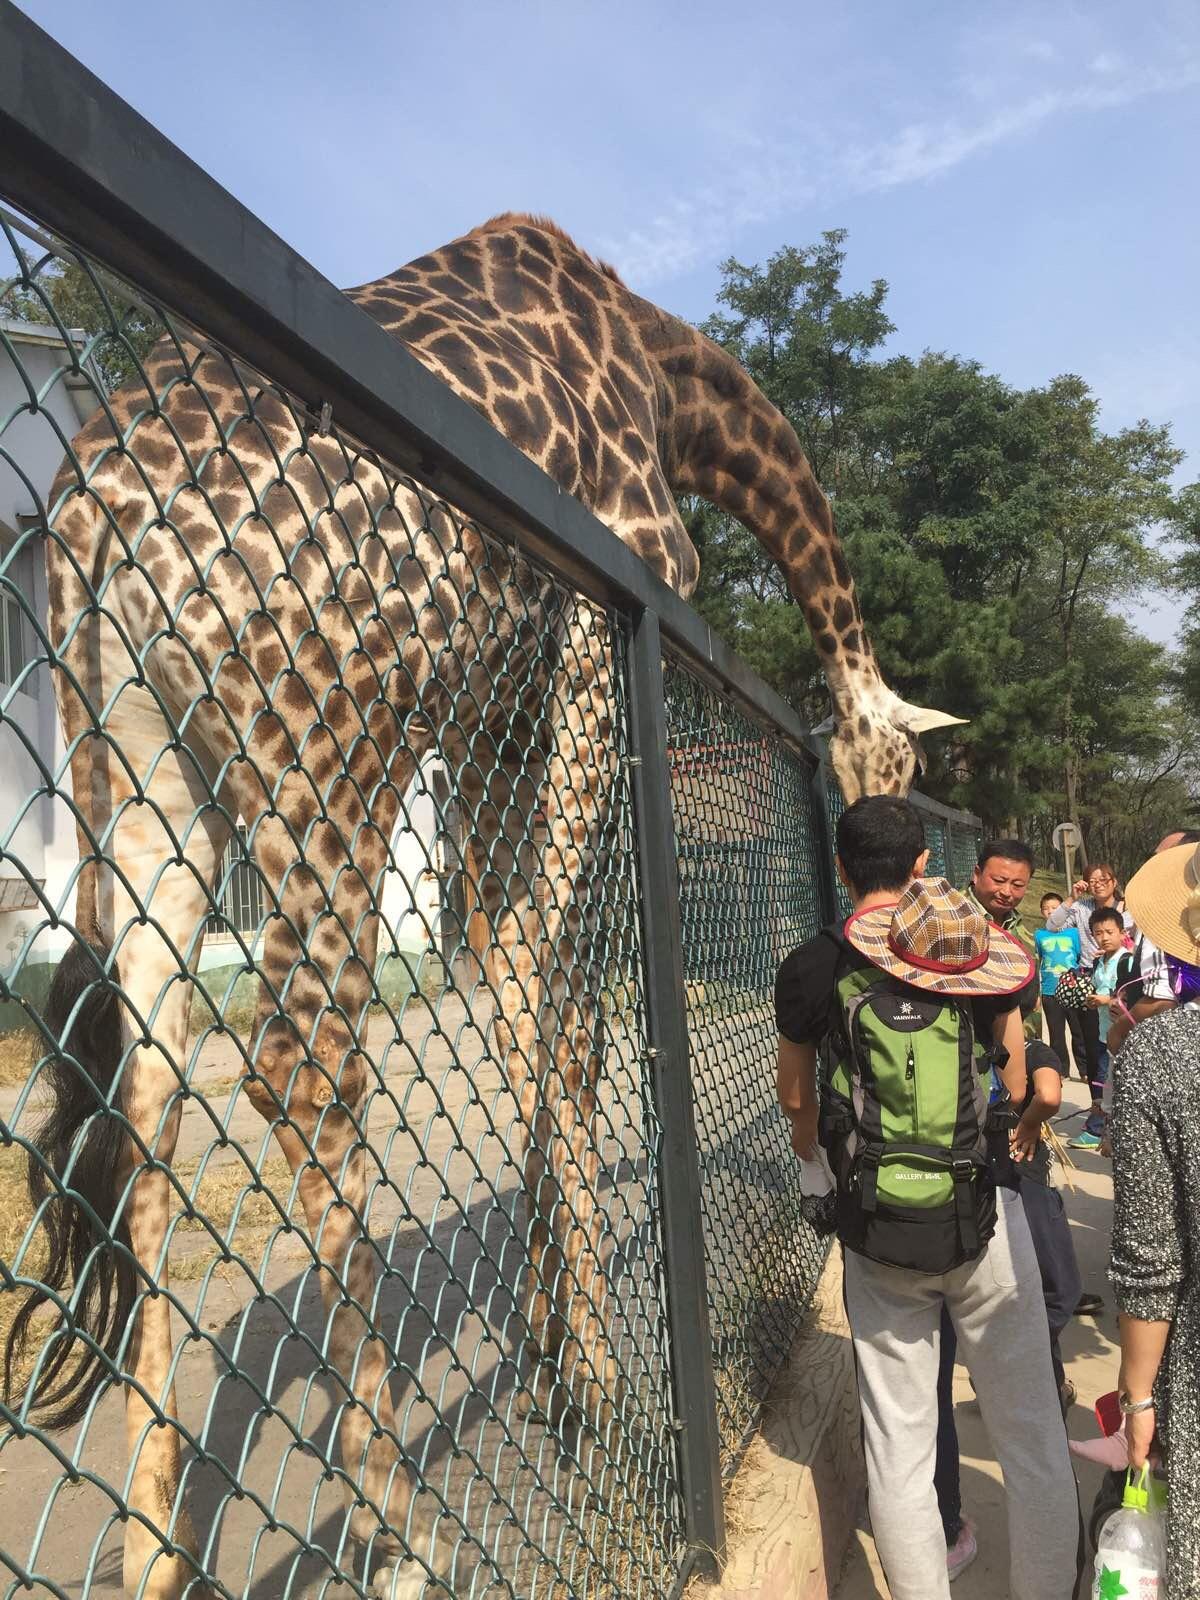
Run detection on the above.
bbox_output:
[842,1187,1080,1600]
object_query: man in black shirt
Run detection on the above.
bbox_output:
[774,796,1079,1600]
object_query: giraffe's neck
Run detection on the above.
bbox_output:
[638,309,883,722]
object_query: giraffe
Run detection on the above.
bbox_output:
[4,212,960,1599]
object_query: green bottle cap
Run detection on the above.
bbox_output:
[1123,1467,1151,1512]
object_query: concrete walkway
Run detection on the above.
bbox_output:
[835,1071,1116,1598]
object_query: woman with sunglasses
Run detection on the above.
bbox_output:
[1045,865,1133,1147]
[1109,842,1200,1598]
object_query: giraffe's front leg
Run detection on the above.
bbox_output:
[483,624,624,1436]
[239,794,459,1593]
[121,1158,203,1600]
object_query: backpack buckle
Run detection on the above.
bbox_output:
[856,1142,883,1215]
[950,1158,975,1181]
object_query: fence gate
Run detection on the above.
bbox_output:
[0,12,983,1600]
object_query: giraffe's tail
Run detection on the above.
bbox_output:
[3,475,137,1431]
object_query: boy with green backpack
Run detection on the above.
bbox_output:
[775,796,1080,1600]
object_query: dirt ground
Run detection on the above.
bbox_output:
[835,1070,1117,1599]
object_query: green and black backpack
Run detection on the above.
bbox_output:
[818,928,1003,1274]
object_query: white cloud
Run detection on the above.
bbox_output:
[846,58,1200,195]
[601,50,1200,289]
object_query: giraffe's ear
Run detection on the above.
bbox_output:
[810,713,837,736]
[894,703,968,735]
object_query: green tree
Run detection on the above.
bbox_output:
[703,230,894,492]
[1169,483,1200,718]
[1018,378,1179,853]
[9,251,160,393]
[687,233,1194,843]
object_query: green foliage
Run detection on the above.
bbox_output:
[687,234,1198,872]
[8,250,160,393]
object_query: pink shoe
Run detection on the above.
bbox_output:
[947,1517,978,1582]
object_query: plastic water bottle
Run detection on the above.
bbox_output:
[1092,1468,1168,1598]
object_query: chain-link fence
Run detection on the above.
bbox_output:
[920,808,987,890]
[0,16,982,1599]
[0,220,688,1600]
[947,819,984,889]
[665,664,827,1462]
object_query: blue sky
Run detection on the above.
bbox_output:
[17,0,1200,646]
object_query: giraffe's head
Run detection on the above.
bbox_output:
[815,696,966,803]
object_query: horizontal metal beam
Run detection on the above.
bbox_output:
[907,790,982,827]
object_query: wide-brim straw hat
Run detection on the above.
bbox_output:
[1124,842,1200,965]
[845,876,1034,996]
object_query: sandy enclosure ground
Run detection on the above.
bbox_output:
[0,987,699,1600]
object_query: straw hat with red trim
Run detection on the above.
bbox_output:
[1123,841,1200,965]
[844,877,1034,996]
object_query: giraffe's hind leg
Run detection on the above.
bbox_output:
[461,752,571,1424]
[79,684,231,1600]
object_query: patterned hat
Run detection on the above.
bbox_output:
[1124,841,1200,965]
[844,877,1034,996]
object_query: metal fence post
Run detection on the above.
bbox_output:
[810,759,841,927]
[626,606,725,1580]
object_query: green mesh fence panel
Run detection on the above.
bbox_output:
[822,778,978,910]
[823,775,853,920]
[920,812,949,878]
[0,213,687,1600]
[948,823,982,889]
[662,660,828,1462]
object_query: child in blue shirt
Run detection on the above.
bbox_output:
[1035,893,1085,1083]
[1079,906,1125,1144]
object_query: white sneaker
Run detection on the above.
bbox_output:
[947,1516,978,1582]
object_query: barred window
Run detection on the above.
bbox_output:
[207,827,263,938]
[0,535,33,689]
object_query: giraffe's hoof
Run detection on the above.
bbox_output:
[370,1559,440,1600]
[514,1362,578,1429]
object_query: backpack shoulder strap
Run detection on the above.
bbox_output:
[821,921,889,988]
[819,922,866,1069]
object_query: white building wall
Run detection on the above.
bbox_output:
[379,771,445,953]
[0,323,99,977]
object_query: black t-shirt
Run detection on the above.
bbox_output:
[1014,1038,1069,1187]
[773,924,1028,1049]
